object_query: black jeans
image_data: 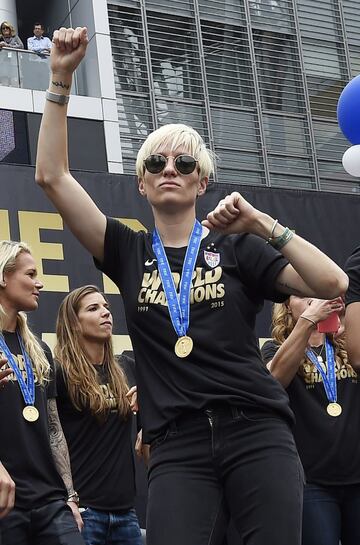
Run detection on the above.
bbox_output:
[0,499,84,545]
[147,405,304,545]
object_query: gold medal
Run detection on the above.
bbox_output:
[23,405,39,422]
[175,336,193,358]
[326,402,342,417]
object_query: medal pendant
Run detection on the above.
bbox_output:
[23,405,39,422]
[326,402,342,417]
[317,356,323,363]
[175,336,193,358]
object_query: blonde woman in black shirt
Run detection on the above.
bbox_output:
[262,296,360,545]
[35,26,348,545]
[0,240,84,545]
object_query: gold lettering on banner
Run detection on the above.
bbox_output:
[18,211,69,292]
[102,218,148,294]
[0,210,10,239]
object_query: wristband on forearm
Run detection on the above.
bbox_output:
[67,491,80,505]
[46,90,70,105]
[268,227,294,250]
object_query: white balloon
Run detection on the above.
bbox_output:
[342,145,360,177]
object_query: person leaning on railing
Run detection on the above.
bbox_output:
[0,21,23,49]
[27,23,52,56]
[0,21,24,88]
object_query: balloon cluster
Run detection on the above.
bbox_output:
[338,75,360,177]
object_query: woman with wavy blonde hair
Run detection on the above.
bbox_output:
[54,285,142,545]
[0,240,84,545]
[0,21,23,86]
[262,296,360,545]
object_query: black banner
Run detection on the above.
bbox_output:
[1,163,359,348]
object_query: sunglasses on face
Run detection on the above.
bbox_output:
[1,27,10,31]
[144,154,198,175]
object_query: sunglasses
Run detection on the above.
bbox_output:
[1,26,10,30]
[144,154,198,175]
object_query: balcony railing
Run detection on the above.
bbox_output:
[0,47,79,94]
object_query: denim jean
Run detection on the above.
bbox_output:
[302,482,360,545]
[81,507,142,545]
[146,405,304,545]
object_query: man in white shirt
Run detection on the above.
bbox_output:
[27,23,52,56]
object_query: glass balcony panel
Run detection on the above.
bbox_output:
[0,48,81,94]
[18,51,51,91]
[0,48,21,88]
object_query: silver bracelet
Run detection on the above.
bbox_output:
[46,90,69,105]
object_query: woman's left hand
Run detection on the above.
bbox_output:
[67,501,83,531]
[202,192,261,235]
[301,297,344,325]
[126,386,138,412]
[135,429,150,466]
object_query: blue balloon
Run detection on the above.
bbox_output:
[337,75,360,145]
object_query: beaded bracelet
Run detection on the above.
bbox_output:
[268,227,294,250]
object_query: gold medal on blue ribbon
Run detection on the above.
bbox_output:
[152,220,202,359]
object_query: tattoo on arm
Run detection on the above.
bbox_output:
[51,80,70,90]
[48,399,74,495]
[276,280,303,296]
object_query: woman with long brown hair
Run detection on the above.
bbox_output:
[262,297,360,545]
[55,285,142,545]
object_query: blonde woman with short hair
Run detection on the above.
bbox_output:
[0,240,84,545]
[35,27,348,545]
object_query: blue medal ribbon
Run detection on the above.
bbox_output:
[305,338,337,403]
[0,332,35,406]
[152,219,202,338]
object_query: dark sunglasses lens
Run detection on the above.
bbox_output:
[175,155,197,174]
[145,155,166,174]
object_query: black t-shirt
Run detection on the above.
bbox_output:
[261,340,360,485]
[55,356,136,512]
[0,332,66,509]
[95,217,294,443]
[345,245,360,307]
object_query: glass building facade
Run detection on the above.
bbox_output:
[108,0,360,193]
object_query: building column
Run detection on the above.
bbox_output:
[0,0,18,31]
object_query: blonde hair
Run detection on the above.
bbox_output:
[136,123,215,180]
[0,21,16,37]
[0,240,50,385]
[55,285,130,417]
[271,300,350,375]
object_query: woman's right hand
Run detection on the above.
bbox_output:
[51,27,88,76]
[0,357,11,390]
[300,297,344,325]
[0,462,15,519]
